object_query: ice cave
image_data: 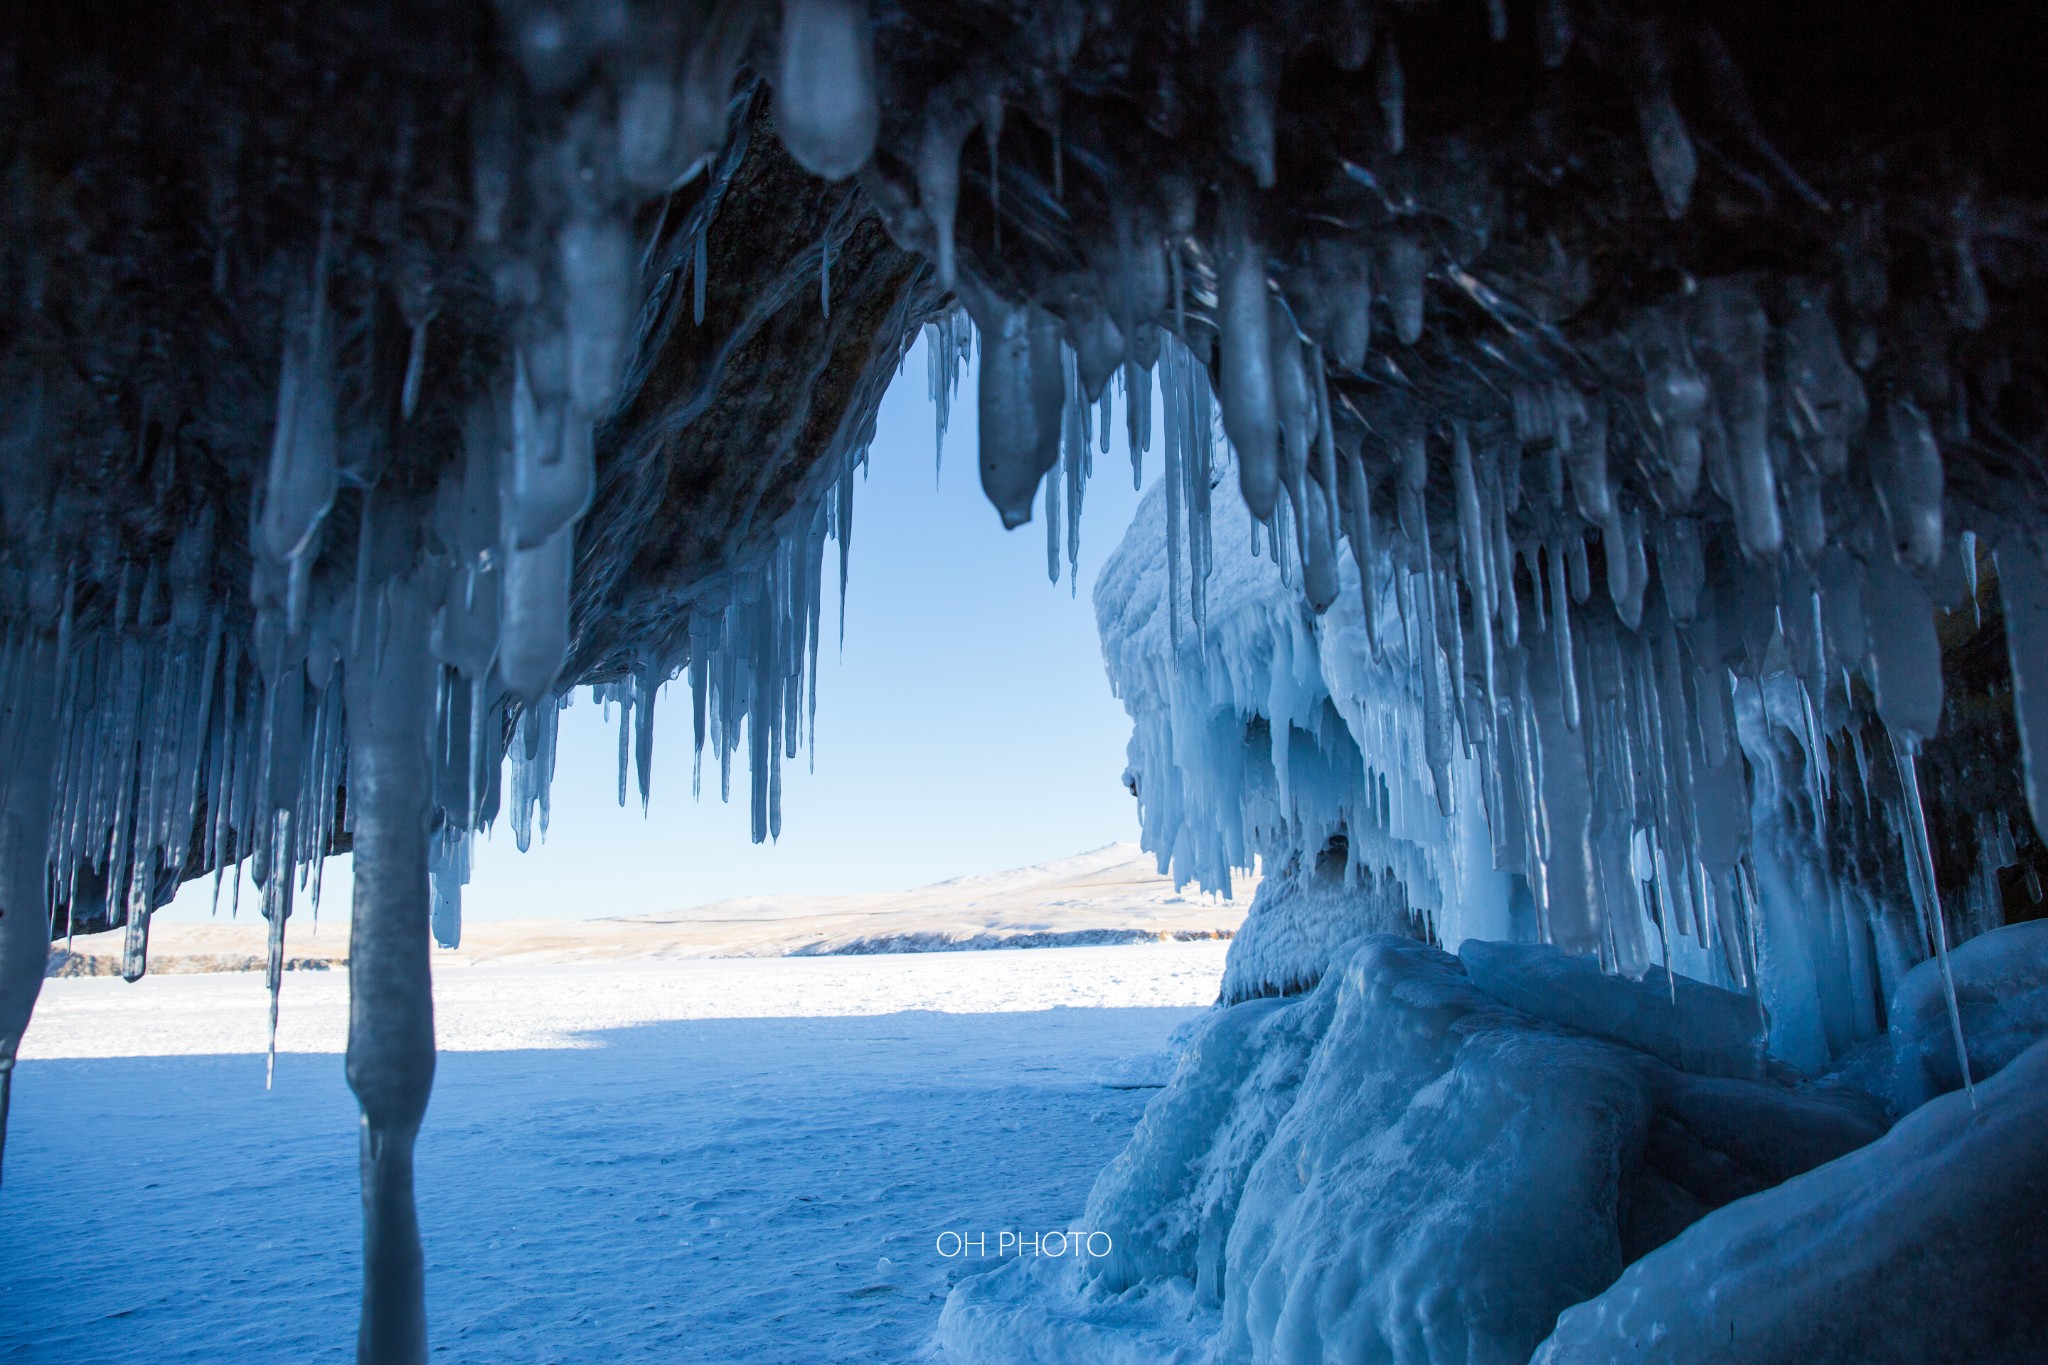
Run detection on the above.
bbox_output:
[2,1,2046,1360]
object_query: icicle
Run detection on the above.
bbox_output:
[961,285,1063,529]
[1609,506,1648,630]
[1217,194,1279,521]
[693,228,707,326]
[344,574,440,1364]
[1695,279,1781,559]
[502,350,595,551]
[1635,306,1708,504]
[1271,308,1314,546]
[819,231,832,317]
[498,524,573,705]
[1376,39,1405,156]
[1066,353,1088,593]
[675,0,758,182]
[1124,359,1151,490]
[1046,436,1064,584]
[1961,530,1981,625]
[54,563,75,696]
[836,452,856,642]
[1865,557,1943,740]
[1221,24,1278,188]
[1383,234,1426,348]
[917,93,979,290]
[773,0,880,181]
[927,315,967,479]
[616,682,633,807]
[1872,398,1945,569]
[1631,20,1696,218]
[1494,499,1521,650]
[634,662,659,813]
[264,808,294,1089]
[259,248,340,634]
[1780,280,1866,476]
[1164,357,1186,650]
[1341,441,1380,652]
[1892,733,1977,1109]
[1550,543,1582,731]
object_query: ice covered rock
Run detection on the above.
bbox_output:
[1085,980,1339,1300]
[1459,939,1768,1081]
[1216,937,1654,1363]
[937,1256,1211,1365]
[1889,918,2048,1110]
[1535,1036,2048,1365]
[1218,846,1420,1004]
[944,935,1881,1364]
[1096,439,1511,952]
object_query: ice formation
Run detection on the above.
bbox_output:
[937,935,1889,1362]
[3,1,2047,1359]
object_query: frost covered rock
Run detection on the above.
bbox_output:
[1889,918,2048,1109]
[1218,849,1419,1004]
[937,1256,1211,1365]
[1535,1036,2048,1365]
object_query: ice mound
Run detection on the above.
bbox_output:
[1889,918,2048,1108]
[1536,1036,2048,1365]
[938,935,1884,1363]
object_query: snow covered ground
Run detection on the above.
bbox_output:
[1,941,1229,1362]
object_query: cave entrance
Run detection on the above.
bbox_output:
[18,336,1262,1363]
[151,331,1212,956]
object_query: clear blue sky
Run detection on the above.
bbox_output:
[166,333,1153,923]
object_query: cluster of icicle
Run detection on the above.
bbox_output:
[1094,369,1516,960]
[591,443,857,847]
[0,7,898,1357]
[1087,266,2040,1089]
[855,0,2048,1091]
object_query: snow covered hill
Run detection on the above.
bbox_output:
[48,845,1253,973]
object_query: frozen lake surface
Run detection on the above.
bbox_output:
[1,941,1228,1362]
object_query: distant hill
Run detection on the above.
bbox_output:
[50,844,1253,973]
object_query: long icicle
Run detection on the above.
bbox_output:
[264,807,295,1090]
[343,577,440,1364]
[0,642,60,1187]
[1891,732,1977,1108]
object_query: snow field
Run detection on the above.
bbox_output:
[0,941,1227,1363]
